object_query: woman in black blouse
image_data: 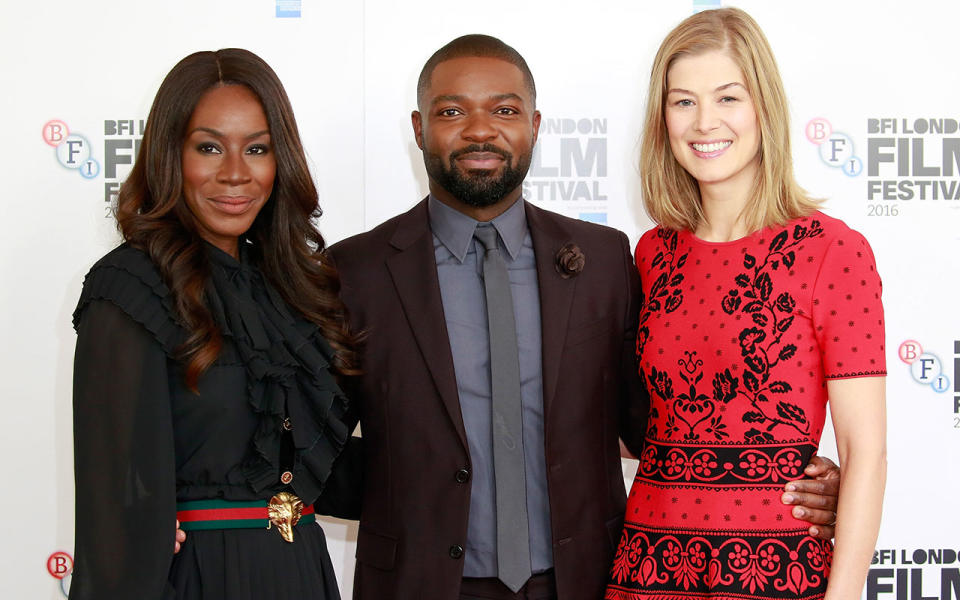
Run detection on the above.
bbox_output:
[70,48,359,600]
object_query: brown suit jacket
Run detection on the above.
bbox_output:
[328,199,648,599]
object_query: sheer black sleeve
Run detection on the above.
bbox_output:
[313,435,364,520]
[314,376,363,520]
[617,231,650,458]
[69,300,177,600]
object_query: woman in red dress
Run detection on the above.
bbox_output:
[606,8,886,600]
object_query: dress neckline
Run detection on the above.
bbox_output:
[682,227,764,247]
[205,240,253,269]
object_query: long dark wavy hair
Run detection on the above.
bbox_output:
[116,48,359,388]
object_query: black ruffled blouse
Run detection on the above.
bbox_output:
[69,243,359,600]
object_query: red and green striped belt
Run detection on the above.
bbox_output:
[176,493,315,543]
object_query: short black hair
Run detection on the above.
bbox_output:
[416,34,537,109]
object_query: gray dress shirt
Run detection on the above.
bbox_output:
[428,195,553,577]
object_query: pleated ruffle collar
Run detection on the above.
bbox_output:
[204,242,351,504]
[75,243,350,505]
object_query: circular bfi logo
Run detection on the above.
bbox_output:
[897,340,960,431]
[899,340,950,393]
[806,118,863,177]
[43,120,100,180]
[46,550,73,598]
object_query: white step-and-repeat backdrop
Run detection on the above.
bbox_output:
[2,1,957,598]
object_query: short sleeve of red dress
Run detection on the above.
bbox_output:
[811,226,886,380]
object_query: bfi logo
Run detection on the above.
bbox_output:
[103,119,145,205]
[899,340,960,431]
[43,120,100,179]
[897,338,960,424]
[899,340,951,394]
[46,551,72,598]
[806,117,863,177]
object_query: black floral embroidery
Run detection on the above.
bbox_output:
[722,221,824,439]
[637,229,690,357]
[638,441,817,484]
[774,292,796,313]
[608,525,831,599]
[644,351,728,442]
[711,369,738,404]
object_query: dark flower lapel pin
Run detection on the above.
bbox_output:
[555,243,585,279]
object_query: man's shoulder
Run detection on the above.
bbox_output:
[329,219,394,254]
[329,201,428,257]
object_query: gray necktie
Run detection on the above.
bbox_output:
[473,224,531,593]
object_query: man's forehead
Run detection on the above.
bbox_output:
[429,92,524,107]
[432,55,522,73]
[426,57,529,99]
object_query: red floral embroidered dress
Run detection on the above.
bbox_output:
[606,212,885,600]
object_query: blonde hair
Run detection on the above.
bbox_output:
[640,7,820,232]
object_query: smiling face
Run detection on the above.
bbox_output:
[181,84,276,258]
[412,56,540,218]
[665,50,760,202]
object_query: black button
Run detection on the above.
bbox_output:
[454,468,470,483]
[449,545,464,559]
[282,417,293,431]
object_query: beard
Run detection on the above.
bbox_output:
[423,143,532,207]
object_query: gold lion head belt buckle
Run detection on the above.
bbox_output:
[268,492,304,543]
[175,496,316,542]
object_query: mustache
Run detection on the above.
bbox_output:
[449,144,511,161]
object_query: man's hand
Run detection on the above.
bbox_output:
[781,455,840,540]
[175,520,186,554]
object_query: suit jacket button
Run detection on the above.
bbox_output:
[454,468,470,483]
[449,545,464,559]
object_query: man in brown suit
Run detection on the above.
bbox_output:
[327,35,841,600]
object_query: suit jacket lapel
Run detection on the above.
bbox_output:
[386,199,468,449]
[525,202,577,420]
